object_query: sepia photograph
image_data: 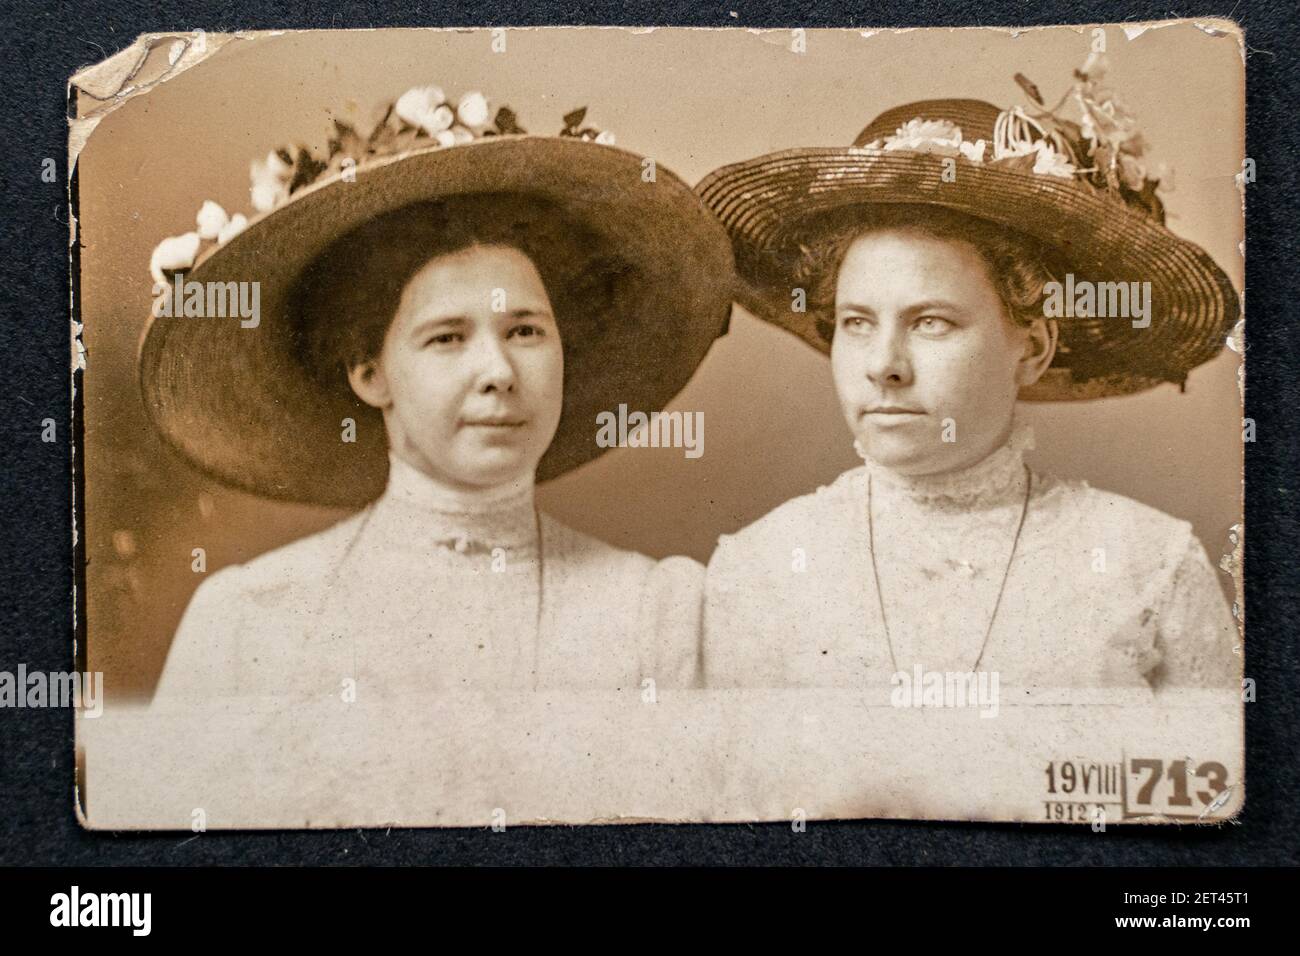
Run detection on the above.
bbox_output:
[68,22,1245,830]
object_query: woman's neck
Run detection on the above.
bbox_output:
[375,453,539,551]
[858,415,1034,511]
[385,453,535,515]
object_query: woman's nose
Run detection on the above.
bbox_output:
[864,329,913,386]
[473,336,517,393]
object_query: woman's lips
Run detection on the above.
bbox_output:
[861,407,925,427]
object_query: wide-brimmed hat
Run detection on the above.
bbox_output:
[696,59,1240,400]
[140,89,734,507]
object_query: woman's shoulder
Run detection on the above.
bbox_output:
[158,511,373,700]
[1050,477,1194,546]
[711,467,862,562]
[538,511,657,575]
[186,509,372,611]
[536,511,703,609]
[532,514,705,690]
[1033,474,1199,581]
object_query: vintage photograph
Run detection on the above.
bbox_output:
[70,22,1245,829]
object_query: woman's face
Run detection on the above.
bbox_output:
[349,244,564,490]
[830,229,1050,476]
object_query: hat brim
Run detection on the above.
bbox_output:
[696,147,1239,401]
[140,137,734,506]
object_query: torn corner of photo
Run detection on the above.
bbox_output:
[67,30,241,171]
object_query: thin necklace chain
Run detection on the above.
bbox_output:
[866,462,1033,674]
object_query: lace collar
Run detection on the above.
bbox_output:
[855,415,1036,511]
[372,453,539,553]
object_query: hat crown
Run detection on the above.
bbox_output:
[853,99,1002,149]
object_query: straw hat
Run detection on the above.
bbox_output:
[696,60,1239,400]
[141,90,734,506]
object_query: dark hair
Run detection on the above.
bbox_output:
[792,204,1059,345]
[293,193,631,384]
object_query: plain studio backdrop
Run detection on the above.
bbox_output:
[74,25,1244,698]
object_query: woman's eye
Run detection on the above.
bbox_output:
[424,332,463,347]
[507,323,545,340]
[914,316,954,334]
[838,315,872,331]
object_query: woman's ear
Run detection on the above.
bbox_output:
[347,357,392,409]
[1016,317,1058,387]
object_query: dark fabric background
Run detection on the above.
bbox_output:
[1,0,1296,866]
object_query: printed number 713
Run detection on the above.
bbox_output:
[1127,758,1229,814]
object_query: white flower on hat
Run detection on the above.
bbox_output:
[427,104,455,135]
[434,129,457,148]
[254,149,293,178]
[149,231,201,285]
[217,212,248,245]
[251,179,289,213]
[899,118,961,140]
[395,86,455,136]
[195,200,229,240]
[991,107,1078,180]
[1030,140,1077,179]
[395,85,445,120]
[989,137,1076,179]
[450,124,474,145]
[250,151,293,212]
[595,130,616,145]
[456,91,490,128]
[883,118,964,155]
[1078,107,1098,145]
[958,138,987,163]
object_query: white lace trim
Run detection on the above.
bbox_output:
[378,453,538,552]
[854,415,1037,510]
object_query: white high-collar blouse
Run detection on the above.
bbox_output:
[702,421,1240,694]
[155,456,704,700]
